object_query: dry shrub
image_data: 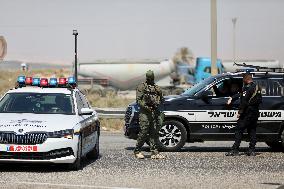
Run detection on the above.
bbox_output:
[99,118,125,132]
[87,93,134,108]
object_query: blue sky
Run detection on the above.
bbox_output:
[1,0,283,64]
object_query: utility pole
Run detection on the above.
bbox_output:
[232,17,237,61]
[211,0,218,76]
[73,30,78,84]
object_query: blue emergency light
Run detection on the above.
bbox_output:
[49,78,58,86]
[68,77,76,85]
[32,78,40,86]
[17,76,26,84]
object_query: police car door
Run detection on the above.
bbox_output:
[194,77,240,138]
[76,92,97,156]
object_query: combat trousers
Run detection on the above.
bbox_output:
[232,115,258,150]
[134,109,162,154]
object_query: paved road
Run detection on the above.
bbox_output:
[0,132,283,189]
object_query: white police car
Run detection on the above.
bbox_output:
[0,76,100,170]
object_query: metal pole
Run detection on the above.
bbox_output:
[232,18,237,61]
[211,0,218,76]
[73,30,78,85]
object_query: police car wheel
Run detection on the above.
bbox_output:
[87,133,100,159]
[157,120,187,152]
[68,135,82,170]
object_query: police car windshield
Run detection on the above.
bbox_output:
[0,93,74,115]
[182,77,215,96]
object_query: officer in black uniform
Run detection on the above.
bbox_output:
[226,73,262,156]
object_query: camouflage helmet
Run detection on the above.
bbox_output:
[146,70,155,84]
[146,70,154,77]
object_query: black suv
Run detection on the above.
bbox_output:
[124,68,284,151]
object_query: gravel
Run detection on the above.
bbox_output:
[0,132,283,189]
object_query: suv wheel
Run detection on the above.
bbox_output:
[157,120,187,152]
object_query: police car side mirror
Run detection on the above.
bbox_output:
[79,108,94,115]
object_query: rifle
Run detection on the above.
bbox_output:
[233,62,284,72]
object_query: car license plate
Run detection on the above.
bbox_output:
[6,145,38,152]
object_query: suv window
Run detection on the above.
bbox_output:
[259,78,284,96]
[209,78,242,98]
[182,76,215,96]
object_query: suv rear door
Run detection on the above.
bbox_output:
[255,77,284,141]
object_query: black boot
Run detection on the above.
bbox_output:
[246,148,256,156]
[225,149,239,156]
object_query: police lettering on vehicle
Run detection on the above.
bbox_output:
[208,111,236,118]
[260,111,282,118]
[0,119,48,128]
[202,124,235,129]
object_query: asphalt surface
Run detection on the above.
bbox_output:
[0,132,283,189]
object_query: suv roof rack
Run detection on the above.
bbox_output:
[233,62,284,73]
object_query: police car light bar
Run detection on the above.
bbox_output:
[32,78,40,86]
[17,76,25,84]
[25,77,33,85]
[67,77,76,86]
[16,76,26,87]
[58,78,67,86]
[49,78,58,87]
[16,76,77,88]
[40,78,48,87]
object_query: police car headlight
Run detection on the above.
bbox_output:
[47,129,74,139]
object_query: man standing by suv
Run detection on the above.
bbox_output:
[226,73,262,156]
[134,70,165,159]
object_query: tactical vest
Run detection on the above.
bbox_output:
[143,83,161,107]
[241,83,262,106]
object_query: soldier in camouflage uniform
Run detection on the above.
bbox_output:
[134,70,165,159]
